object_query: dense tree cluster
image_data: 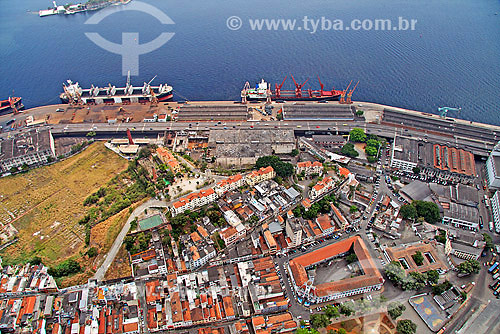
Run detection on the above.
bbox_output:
[292,193,337,220]
[349,128,367,142]
[387,302,406,320]
[256,156,294,178]
[400,201,440,223]
[384,261,439,291]
[341,143,359,158]
[396,319,417,334]
[48,259,81,278]
[457,259,480,275]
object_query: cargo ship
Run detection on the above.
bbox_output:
[0,97,24,115]
[60,75,173,105]
[241,76,344,102]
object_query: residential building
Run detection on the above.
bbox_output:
[156,146,181,173]
[214,174,244,196]
[245,166,275,186]
[171,188,218,216]
[309,176,335,200]
[295,160,323,176]
[285,218,303,248]
[316,214,336,236]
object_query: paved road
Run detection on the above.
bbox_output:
[93,199,167,281]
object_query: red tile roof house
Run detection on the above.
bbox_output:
[296,161,323,176]
[287,236,384,304]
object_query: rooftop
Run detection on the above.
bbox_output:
[289,236,383,297]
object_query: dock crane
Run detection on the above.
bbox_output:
[345,81,359,104]
[241,81,250,103]
[339,80,352,104]
[438,107,461,118]
[150,85,158,106]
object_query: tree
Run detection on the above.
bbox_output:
[346,253,358,264]
[457,259,481,275]
[86,247,98,257]
[339,303,354,317]
[365,146,378,157]
[310,313,330,329]
[426,269,439,284]
[366,139,380,149]
[349,128,367,142]
[255,155,294,178]
[384,261,406,284]
[399,204,417,220]
[483,233,493,249]
[341,143,359,158]
[432,280,452,295]
[291,149,299,156]
[413,201,441,224]
[296,329,319,334]
[337,329,347,334]
[412,251,424,266]
[388,302,406,320]
[349,205,358,213]
[396,319,417,334]
[324,305,340,319]
[412,167,420,174]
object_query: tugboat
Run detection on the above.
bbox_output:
[60,73,173,105]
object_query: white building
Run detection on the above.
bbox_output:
[491,191,500,233]
[309,176,335,200]
[296,161,323,176]
[170,188,218,216]
[214,174,244,196]
[285,218,303,248]
[486,142,500,190]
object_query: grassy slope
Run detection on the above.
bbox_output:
[0,142,128,266]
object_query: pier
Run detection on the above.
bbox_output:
[1,100,499,157]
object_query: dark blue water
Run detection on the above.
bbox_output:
[1,0,500,124]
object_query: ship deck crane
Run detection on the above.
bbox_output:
[291,75,309,98]
[438,107,461,118]
[274,76,288,98]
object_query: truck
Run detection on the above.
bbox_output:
[488,262,499,273]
